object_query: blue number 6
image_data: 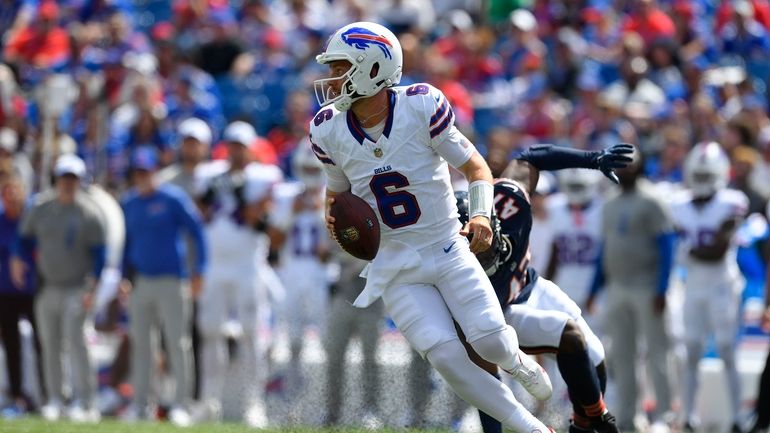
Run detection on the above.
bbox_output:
[369,172,421,229]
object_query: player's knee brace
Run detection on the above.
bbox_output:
[559,320,588,354]
[469,326,519,369]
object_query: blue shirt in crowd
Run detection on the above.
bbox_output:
[122,184,207,278]
[0,211,34,295]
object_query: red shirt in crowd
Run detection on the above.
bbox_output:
[622,7,676,45]
[4,26,70,69]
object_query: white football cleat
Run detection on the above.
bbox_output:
[362,410,383,431]
[244,403,268,429]
[505,352,553,401]
[68,404,101,423]
[168,406,192,427]
[41,401,61,421]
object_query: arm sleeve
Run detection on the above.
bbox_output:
[90,245,106,278]
[12,236,35,259]
[647,198,675,295]
[175,194,208,276]
[434,126,476,168]
[589,245,605,297]
[13,207,36,258]
[310,136,350,192]
[515,144,600,171]
[84,207,108,279]
[656,232,676,296]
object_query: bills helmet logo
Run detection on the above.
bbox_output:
[340,27,393,59]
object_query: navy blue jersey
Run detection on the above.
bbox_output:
[489,178,534,306]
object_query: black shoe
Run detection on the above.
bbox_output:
[591,411,620,433]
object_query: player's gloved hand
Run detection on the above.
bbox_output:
[460,215,493,253]
[592,143,635,184]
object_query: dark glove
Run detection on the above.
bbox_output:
[592,143,634,184]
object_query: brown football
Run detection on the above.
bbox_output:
[330,192,380,261]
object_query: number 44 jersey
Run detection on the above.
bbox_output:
[309,83,473,250]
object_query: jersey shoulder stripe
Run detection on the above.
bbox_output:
[430,107,454,138]
[310,139,335,165]
[429,95,449,126]
[400,82,456,141]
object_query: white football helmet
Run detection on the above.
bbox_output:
[293,138,326,189]
[314,22,403,111]
[559,169,601,206]
[683,141,730,198]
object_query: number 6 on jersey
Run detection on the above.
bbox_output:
[369,172,422,229]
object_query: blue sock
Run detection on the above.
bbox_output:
[478,373,503,433]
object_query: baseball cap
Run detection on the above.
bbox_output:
[178,118,212,146]
[446,9,473,32]
[0,128,18,153]
[223,121,257,146]
[54,154,87,178]
[131,147,160,171]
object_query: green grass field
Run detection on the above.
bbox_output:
[0,418,453,433]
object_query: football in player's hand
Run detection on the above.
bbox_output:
[330,192,380,261]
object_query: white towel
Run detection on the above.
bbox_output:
[353,240,421,308]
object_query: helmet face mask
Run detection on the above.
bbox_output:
[559,169,599,206]
[314,22,403,111]
[564,182,592,205]
[313,62,359,112]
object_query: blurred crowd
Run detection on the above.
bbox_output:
[4,0,770,194]
[0,0,770,431]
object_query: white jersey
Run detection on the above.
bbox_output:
[272,181,329,281]
[201,161,283,266]
[547,193,603,303]
[310,83,473,251]
[670,188,748,290]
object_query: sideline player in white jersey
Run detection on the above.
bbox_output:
[271,140,331,384]
[545,170,604,323]
[670,142,748,433]
[311,21,552,432]
[195,121,283,426]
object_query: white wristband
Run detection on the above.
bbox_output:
[469,180,493,220]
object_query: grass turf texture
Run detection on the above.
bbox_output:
[0,418,453,433]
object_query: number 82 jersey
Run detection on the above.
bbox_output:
[309,83,475,251]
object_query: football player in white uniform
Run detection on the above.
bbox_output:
[670,142,748,433]
[195,121,283,426]
[312,21,551,432]
[272,141,331,386]
[546,169,603,306]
